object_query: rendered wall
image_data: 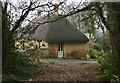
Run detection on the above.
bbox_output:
[48,43,59,56]
[48,43,88,59]
[64,43,88,59]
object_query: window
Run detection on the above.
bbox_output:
[39,40,48,49]
[39,40,43,48]
[40,41,42,48]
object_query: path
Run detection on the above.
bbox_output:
[40,59,98,63]
[32,59,98,81]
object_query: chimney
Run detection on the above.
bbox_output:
[53,4,58,13]
[37,10,41,16]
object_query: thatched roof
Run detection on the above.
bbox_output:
[15,16,44,39]
[32,15,89,43]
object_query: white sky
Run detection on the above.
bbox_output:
[1,0,107,34]
[3,0,88,27]
[1,0,91,5]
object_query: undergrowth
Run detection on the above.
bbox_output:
[91,50,120,82]
[2,51,44,81]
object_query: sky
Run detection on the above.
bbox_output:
[1,0,118,33]
[2,0,88,27]
[7,0,89,4]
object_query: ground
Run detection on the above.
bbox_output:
[32,59,98,81]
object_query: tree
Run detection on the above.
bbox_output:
[107,3,120,76]
[95,2,120,76]
[2,0,120,77]
[2,0,95,57]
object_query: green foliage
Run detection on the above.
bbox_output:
[101,32,111,51]
[27,48,41,63]
[3,65,44,81]
[71,54,81,59]
[94,51,116,81]
[110,75,120,83]
[92,43,102,51]
[14,65,44,79]
[67,51,81,59]
[88,42,102,51]
[2,51,44,81]
[40,54,49,59]
[2,74,17,81]
[49,51,57,58]
[40,51,57,59]
[87,49,96,59]
[86,48,106,60]
[3,51,27,73]
[86,54,91,60]
[88,46,118,81]
[97,74,111,81]
[40,54,57,59]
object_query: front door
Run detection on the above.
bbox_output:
[58,44,64,58]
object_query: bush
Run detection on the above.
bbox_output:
[88,42,102,51]
[3,51,29,74]
[49,51,57,58]
[110,75,120,83]
[86,49,105,60]
[97,74,111,81]
[3,65,44,81]
[87,49,96,59]
[86,54,91,60]
[88,48,117,81]
[94,51,116,81]
[40,53,57,59]
[2,51,44,81]
[92,43,102,51]
[67,51,81,59]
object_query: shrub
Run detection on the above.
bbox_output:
[40,55,50,59]
[40,53,57,59]
[68,51,81,59]
[3,51,29,74]
[87,49,96,59]
[2,51,44,81]
[88,42,102,51]
[94,51,116,81]
[49,51,57,58]
[110,75,120,83]
[97,74,111,81]
[86,54,91,60]
[86,49,105,60]
[92,43,102,51]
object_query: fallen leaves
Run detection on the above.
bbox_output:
[33,63,98,81]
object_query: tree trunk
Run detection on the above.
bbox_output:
[107,2,120,76]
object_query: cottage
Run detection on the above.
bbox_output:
[32,14,89,59]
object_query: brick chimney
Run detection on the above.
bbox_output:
[53,4,58,13]
[37,10,41,16]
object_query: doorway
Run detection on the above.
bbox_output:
[58,43,64,58]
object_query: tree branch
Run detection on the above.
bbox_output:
[9,2,33,39]
[80,12,97,22]
[30,2,96,25]
[95,3,109,30]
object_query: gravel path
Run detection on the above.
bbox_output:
[40,59,98,63]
